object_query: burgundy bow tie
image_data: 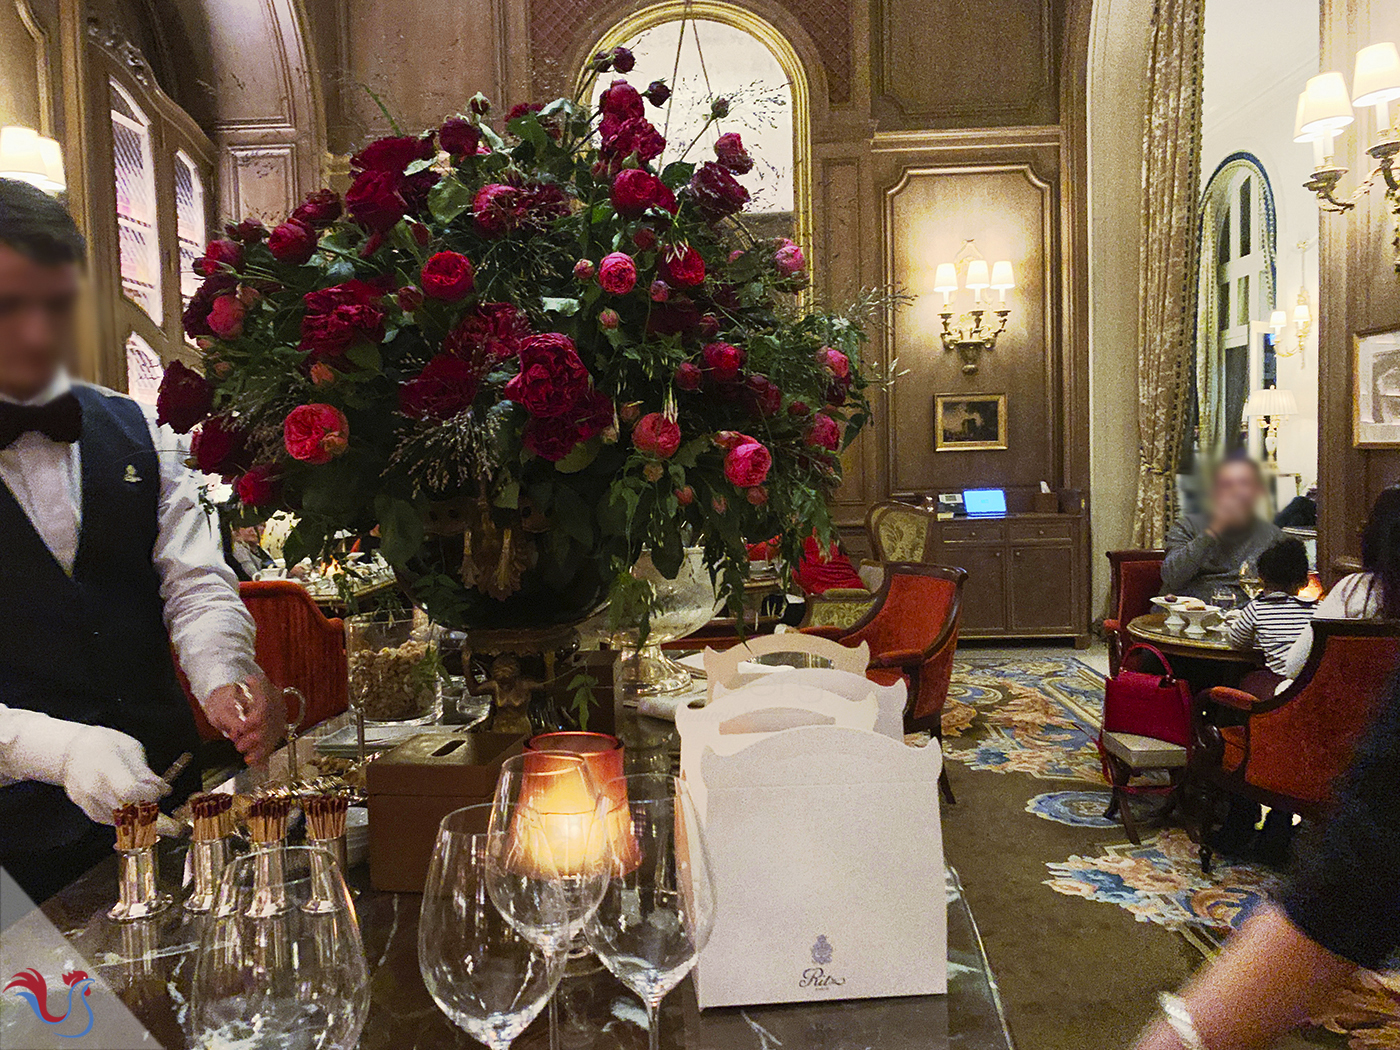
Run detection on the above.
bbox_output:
[0,392,83,449]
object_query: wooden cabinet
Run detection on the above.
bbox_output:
[952,546,1007,632]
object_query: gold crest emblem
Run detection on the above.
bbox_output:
[123,464,142,484]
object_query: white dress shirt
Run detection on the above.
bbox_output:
[0,372,259,782]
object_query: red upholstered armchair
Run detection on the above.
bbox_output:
[185,581,349,742]
[1192,619,1400,871]
[803,563,966,802]
[1103,550,1165,675]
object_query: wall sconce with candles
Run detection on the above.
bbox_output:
[1293,42,1400,267]
[0,126,66,194]
[931,240,1013,376]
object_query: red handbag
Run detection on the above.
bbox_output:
[1099,643,1193,749]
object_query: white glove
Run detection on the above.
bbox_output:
[0,709,170,824]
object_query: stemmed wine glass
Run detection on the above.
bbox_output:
[419,806,567,1050]
[191,845,370,1050]
[585,774,716,1050]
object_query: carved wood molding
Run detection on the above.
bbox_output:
[13,0,53,133]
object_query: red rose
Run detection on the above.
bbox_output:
[702,341,745,381]
[743,373,782,417]
[674,361,702,390]
[714,132,754,174]
[817,346,851,379]
[788,399,811,417]
[611,47,636,73]
[283,403,349,464]
[225,218,267,243]
[207,295,246,339]
[774,238,806,276]
[156,361,213,434]
[268,219,318,264]
[447,302,532,364]
[351,134,434,173]
[688,161,750,221]
[515,182,570,229]
[196,239,242,277]
[523,392,612,461]
[599,117,665,170]
[473,183,520,237]
[397,285,425,312]
[659,244,705,288]
[598,252,638,295]
[399,354,479,420]
[806,413,842,451]
[650,280,669,302]
[236,464,279,507]
[746,486,768,506]
[439,118,480,156]
[724,440,772,488]
[611,169,677,219]
[299,280,386,358]
[420,251,476,301]
[505,333,591,418]
[633,413,681,458]
[182,284,219,339]
[644,80,671,107]
[345,169,406,232]
[191,415,249,477]
[292,189,342,228]
[600,79,645,121]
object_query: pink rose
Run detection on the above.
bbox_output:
[817,346,850,379]
[724,440,772,488]
[283,403,349,464]
[632,413,681,458]
[774,238,806,276]
[702,341,745,381]
[207,295,246,339]
[598,252,638,295]
[806,413,842,451]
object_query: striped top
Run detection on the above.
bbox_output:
[1227,592,1319,674]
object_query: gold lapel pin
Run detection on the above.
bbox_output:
[123,464,142,483]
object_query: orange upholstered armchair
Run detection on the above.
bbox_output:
[1103,550,1165,675]
[186,581,349,742]
[1192,619,1400,871]
[803,563,966,802]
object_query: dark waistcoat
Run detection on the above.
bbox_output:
[0,385,199,855]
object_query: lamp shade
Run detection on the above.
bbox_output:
[1299,72,1355,135]
[933,262,958,294]
[1352,42,1400,107]
[1244,387,1299,418]
[1293,92,1320,142]
[1270,309,1288,329]
[1294,302,1312,325]
[989,260,1014,290]
[965,259,990,291]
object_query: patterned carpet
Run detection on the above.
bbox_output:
[949,655,1400,1049]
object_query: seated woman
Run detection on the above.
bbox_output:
[1225,538,1317,699]
[1281,486,1400,679]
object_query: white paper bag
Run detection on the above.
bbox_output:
[712,667,907,741]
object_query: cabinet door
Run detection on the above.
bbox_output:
[947,546,1007,632]
[1009,545,1076,632]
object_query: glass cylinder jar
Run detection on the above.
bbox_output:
[345,608,442,725]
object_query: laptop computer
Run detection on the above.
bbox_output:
[962,488,1007,518]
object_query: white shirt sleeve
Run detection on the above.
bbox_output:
[142,407,260,703]
[1281,573,1374,680]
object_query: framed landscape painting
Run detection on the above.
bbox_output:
[934,393,1007,451]
[1354,327,1400,448]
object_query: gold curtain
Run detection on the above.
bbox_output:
[1133,0,1205,547]
[1195,204,1223,464]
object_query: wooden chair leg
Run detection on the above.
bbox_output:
[1104,753,1141,844]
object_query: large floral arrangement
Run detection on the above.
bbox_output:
[161,51,879,631]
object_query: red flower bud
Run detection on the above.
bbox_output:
[674,361,703,391]
[633,412,681,459]
[676,485,695,506]
[650,280,670,302]
[598,307,621,330]
[746,486,769,506]
[573,258,596,281]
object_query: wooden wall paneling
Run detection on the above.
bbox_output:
[0,0,54,130]
[223,144,297,226]
[873,0,1057,130]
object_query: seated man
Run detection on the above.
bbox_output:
[1160,455,1282,602]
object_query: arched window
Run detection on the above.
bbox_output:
[586,3,809,248]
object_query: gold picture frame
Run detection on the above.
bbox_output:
[1353,326,1400,448]
[934,393,1007,451]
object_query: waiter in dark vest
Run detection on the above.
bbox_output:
[0,179,285,902]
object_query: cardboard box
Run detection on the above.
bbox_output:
[365,731,525,892]
[679,688,946,1009]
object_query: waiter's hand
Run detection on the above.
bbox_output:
[59,724,170,825]
[204,673,287,765]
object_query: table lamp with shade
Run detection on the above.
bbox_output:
[1244,386,1298,467]
[0,126,66,194]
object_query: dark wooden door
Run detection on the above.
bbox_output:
[947,546,1007,632]
[1009,545,1075,632]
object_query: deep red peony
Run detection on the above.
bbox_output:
[191,415,249,478]
[702,341,745,381]
[688,161,750,221]
[599,117,665,170]
[345,169,407,233]
[291,189,342,228]
[439,117,480,156]
[504,333,592,418]
[284,403,349,464]
[268,219,318,264]
[156,361,213,434]
[659,244,705,287]
[713,132,754,174]
[523,390,613,462]
[599,79,645,121]
[420,251,476,300]
[674,361,703,390]
[351,134,435,173]
[196,239,242,278]
[598,252,638,295]
[805,413,842,451]
[473,183,520,237]
[724,439,772,488]
[207,295,246,339]
[632,412,681,458]
[446,302,532,363]
[399,354,480,420]
[236,464,279,507]
[299,280,386,358]
[611,169,677,218]
[225,218,267,243]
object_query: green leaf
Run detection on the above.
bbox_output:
[493,479,521,510]
[541,296,581,316]
[660,161,695,189]
[346,341,382,371]
[404,157,436,176]
[428,176,475,225]
[374,495,424,565]
[554,436,602,474]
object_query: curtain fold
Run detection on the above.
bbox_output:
[1133,0,1205,547]
[1196,205,1223,463]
